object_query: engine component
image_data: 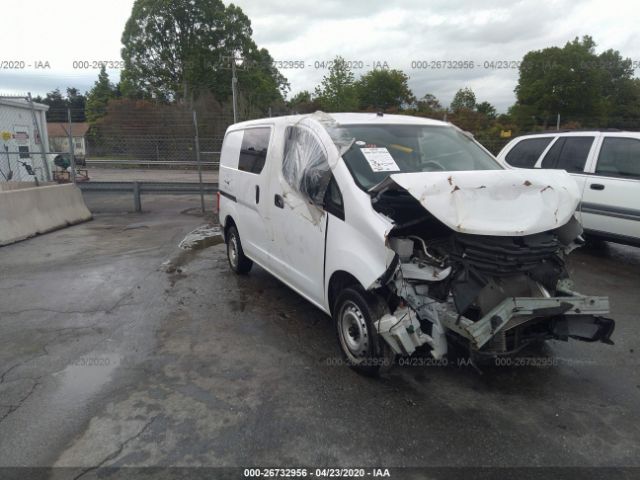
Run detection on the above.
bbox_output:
[378,218,613,359]
[376,306,428,356]
[452,232,561,276]
[388,237,413,262]
[401,261,452,282]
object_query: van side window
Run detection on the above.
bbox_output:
[542,137,594,172]
[505,138,552,168]
[596,137,640,179]
[239,127,271,174]
[220,130,243,169]
[323,176,345,220]
[283,126,330,206]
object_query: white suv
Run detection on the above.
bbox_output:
[218,113,614,375]
[497,131,640,247]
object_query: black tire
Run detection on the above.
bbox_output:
[334,286,394,376]
[226,225,253,274]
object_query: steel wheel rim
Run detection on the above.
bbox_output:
[339,301,368,359]
[228,233,239,268]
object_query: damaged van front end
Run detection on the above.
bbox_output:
[367,169,615,359]
[220,111,615,375]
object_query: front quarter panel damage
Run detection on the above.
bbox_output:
[360,170,614,361]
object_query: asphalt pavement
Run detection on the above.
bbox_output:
[0,195,639,477]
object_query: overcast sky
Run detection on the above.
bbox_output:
[0,0,637,112]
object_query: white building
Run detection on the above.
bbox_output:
[0,97,51,182]
[48,122,89,161]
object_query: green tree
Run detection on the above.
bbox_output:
[233,48,290,117]
[37,89,67,122]
[287,90,319,113]
[355,69,415,111]
[34,88,86,122]
[416,93,442,114]
[513,35,640,128]
[85,66,117,123]
[475,101,497,119]
[597,48,640,128]
[120,0,288,111]
[450,87,476,112]
[65,88,87,122]
[314,56,359,112]
[290,90,312,105]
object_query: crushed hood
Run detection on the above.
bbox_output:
[370,169,581,236]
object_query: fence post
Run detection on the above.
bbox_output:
[133,181,142,212]
[192,110,205,214]
[67,109,77,184]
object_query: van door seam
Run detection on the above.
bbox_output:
[323,214,329,302]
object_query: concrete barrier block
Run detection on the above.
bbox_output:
[0,183,92,246]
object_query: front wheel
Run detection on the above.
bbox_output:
[334,286,394,376]
[226,225,253,274]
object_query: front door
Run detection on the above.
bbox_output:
[267,124,331,307]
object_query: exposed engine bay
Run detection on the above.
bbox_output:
[370,178,615,359]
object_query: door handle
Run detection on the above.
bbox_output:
[590,183,605,191]
[255,185,260,203]
[274,194,284,209]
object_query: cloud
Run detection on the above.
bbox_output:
[234,0,638,111]
[0,0,637,112]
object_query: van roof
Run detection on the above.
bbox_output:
[228,112,449,130]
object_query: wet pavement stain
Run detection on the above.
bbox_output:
[52,354,120,406]
[178,224,224,250]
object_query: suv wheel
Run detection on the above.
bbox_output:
[226,225,253,274]
[334,286,394,376]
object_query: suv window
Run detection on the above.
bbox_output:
[505,137,553,168]
[239,127,271,174]
[541,137,594,172]
[596,137,640,179]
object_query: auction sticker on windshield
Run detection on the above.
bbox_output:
[360,147,400,172]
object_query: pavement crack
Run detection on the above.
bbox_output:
[72,416,159,479]
[0,295,140,317]
[0,363,22,384]
[0,381,39,424]
[42,325,100,335]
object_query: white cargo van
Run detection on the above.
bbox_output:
[218,112,614,375]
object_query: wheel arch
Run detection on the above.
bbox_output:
[327,270,363,316]
[223,215,236,242]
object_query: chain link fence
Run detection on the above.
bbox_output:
[9,92,628,213]
[83,100,233,168]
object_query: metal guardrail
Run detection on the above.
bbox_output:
[77,181,218,212]
[86,159,220,167]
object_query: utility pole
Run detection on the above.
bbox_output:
[222,54,244,123]
[192,110,205,214]
[27,92,51,181]
[231,60,238,123]
[556,113,561,131]
[67,108,77,184]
